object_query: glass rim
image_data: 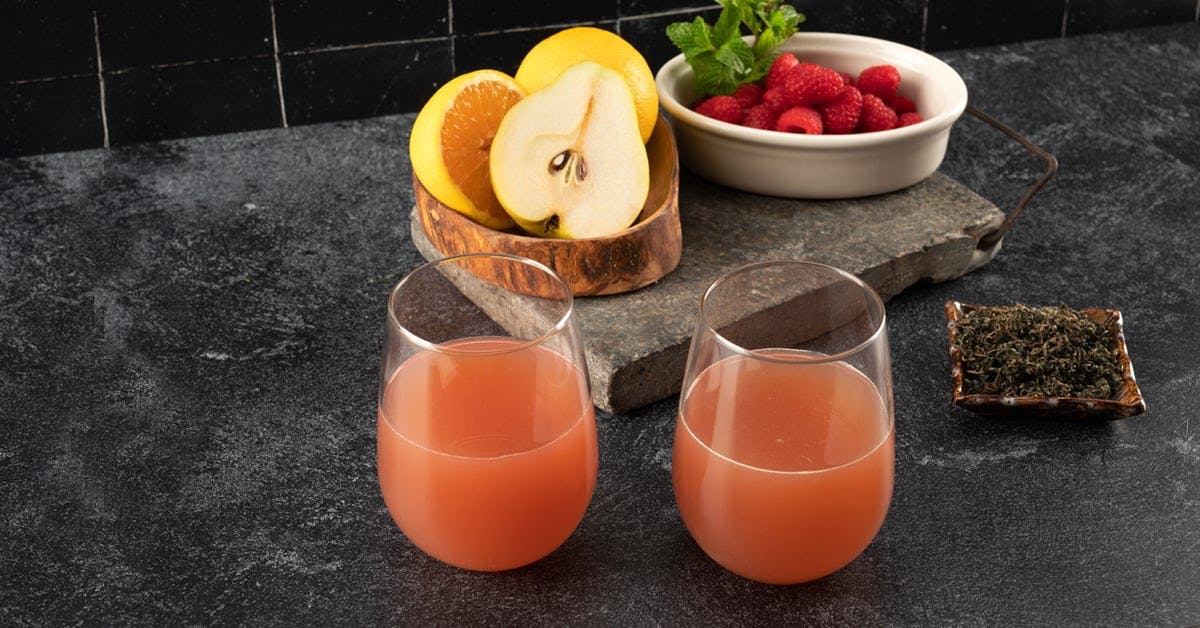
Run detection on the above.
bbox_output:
[386,252,575,356]
[699,259,888,365]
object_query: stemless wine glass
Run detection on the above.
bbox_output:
[376,253,598,572]
[673,260,895,585]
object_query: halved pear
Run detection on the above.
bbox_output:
[489,61,650,239]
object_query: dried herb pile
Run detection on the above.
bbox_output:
[954,304,1124,399]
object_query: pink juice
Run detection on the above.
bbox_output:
[377,338,598,571]
[674,354,894,584]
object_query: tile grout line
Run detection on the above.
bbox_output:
[1061,0,1070,37]
[469,19,612,37]
[269,0,288,127]
[282,37,445,56]
[81,4,712,73]
[7,74,95,86]
[448,0,457,75]
[92,10,110,148]
[920,0,929,50]
[621,5,715,20]
[104,55,273,74]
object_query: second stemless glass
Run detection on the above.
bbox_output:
[376,253,597,572]
[673,260,895,585]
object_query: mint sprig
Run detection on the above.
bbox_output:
[666,1,805,98]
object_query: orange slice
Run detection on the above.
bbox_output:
[409,70,525,229]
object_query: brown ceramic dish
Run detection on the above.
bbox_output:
[413,114,682,297]
[945,300,1147,420]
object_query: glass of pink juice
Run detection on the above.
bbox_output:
[673,260,895,585]
[376,253,597,571]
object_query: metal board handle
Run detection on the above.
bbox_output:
[965,104,1059,251]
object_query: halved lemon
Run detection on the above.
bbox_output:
[515,27,658,144]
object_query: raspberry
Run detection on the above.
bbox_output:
[742,104,779,130]
[766,53,801,90]
[694,95,744,124]
[839,71,855,87]
[781,63,844,106]
[857,65,901,100]
[761,87,789,112]
[819,85,863,134]
[732,83,764,109]
[897,112,924,127]
[775,106,823,134]
[857,93,898,132]
[893,94,917,114]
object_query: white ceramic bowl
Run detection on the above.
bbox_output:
[655,32,969,198]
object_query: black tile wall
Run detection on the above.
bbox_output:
[619,0,711,13]
[105,58,281,144]
[0,78,103,158]
[97,0,274,70]
[926,0,1067,51]
[1,0,96,82]
[456,27,565,76]
[799,0,925,49]
[1066,0,1197,35]
[620,9,720,72]
[455,23,622,76]
[281,40,453,126]
[452,0,618,34]
[2,0,1199,158]
[273,0,448,52]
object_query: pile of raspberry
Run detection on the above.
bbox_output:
[692,54,922,135]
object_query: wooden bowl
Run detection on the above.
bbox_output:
[946,301,1147,420]
[414,114,681,296]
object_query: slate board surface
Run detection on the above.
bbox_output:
[414,170,1004,412]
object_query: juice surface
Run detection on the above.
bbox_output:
[674,355,894,584]
[377,338,597,571]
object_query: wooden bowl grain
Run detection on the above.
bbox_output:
[414,114,681,296]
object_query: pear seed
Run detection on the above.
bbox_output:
[549,150,570,173]
[576,158,587,181]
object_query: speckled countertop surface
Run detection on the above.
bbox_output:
[3,23,1199,625]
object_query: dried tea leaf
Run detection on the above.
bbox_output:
[954,304,1124,399]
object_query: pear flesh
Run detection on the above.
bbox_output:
[490,61,650,239]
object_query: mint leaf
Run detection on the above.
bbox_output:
[720,0,758,34]
[667,0,806,98]
[752,29,777,59]
[752,0,777,26]
[690,55,733,96]
[711,2,742,44]
[714,36,755,81]
[767,5,803,38]
[666,18,713,61]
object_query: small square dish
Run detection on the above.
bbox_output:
[945,301,1147,420]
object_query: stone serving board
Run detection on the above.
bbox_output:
[412,171,1005,414]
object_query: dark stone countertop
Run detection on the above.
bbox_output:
[3,23,1199,625]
